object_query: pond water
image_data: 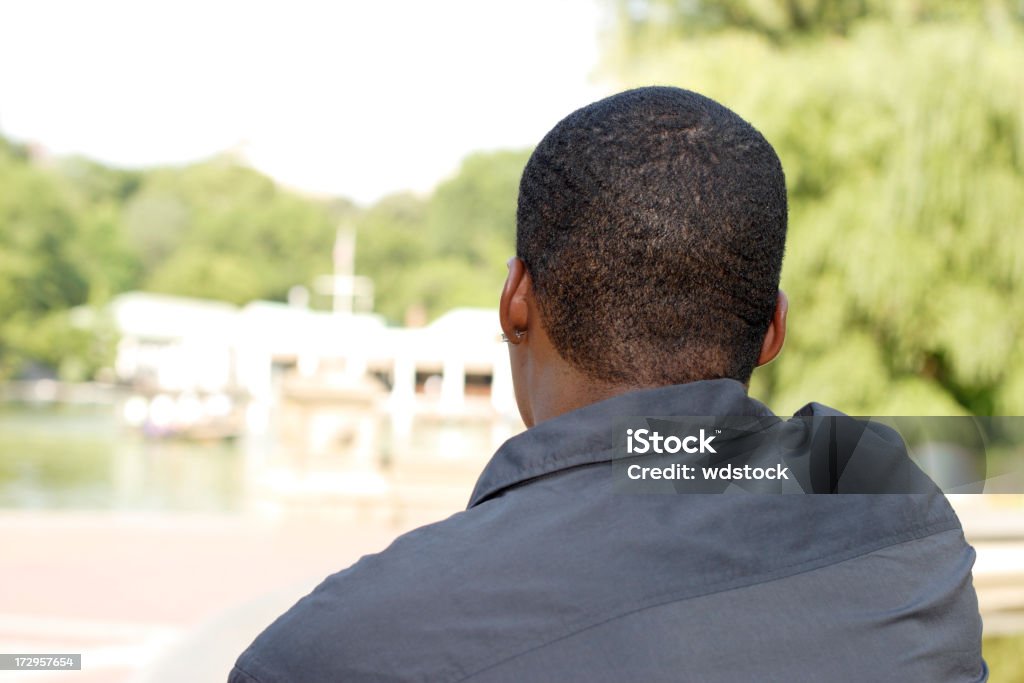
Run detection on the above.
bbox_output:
[0,404,248,512]
[0,402,508,512]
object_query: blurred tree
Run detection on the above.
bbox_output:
[0,141,344,377]
[601,7,1024,415]
[353,192,431,323]
[427,150,530,268]
[55,157,144,300]
[609,0,1023,49]
[354,150,529,323]
[0,144,107,379]
[125,157,338,304]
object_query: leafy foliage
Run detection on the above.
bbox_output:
[354,150,528,323]
[126,159,339,304]
[609,0,1023,47]
[0,149,99,379]
[0,148,341,379]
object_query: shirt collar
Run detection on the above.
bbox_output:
[467,378,774,508]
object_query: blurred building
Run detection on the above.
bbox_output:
[108,292,518,440]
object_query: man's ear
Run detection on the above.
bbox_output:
[499,257,531,343]
[756,290,788,367]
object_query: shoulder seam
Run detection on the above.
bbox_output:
[231,659,266,683]
[456,519,962,682]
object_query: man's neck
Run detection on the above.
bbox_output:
[527,368,645,426]
[527,370,750,427]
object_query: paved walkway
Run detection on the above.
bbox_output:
[0,510,431,683]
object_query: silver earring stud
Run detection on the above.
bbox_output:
[500,330,526,343]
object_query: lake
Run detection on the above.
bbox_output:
[0,404,247,512]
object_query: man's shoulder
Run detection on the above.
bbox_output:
[231,476,608,683]
[231,506,510,682]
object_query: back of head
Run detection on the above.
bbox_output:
[517,86,787,386]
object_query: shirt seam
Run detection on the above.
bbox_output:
[455,518,962,682]
[230,660,265,683]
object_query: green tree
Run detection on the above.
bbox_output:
[353,192,431,323]
[0,143,109,379]
[55,156,145,300]
[354,150,529,323]
[125,157,338,304]
[0,141,345,377]
[427,150,530,268]
[607,0,1023,50]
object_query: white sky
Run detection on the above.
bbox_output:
[0,0,609,204]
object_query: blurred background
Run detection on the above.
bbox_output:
[1,0,1022,680]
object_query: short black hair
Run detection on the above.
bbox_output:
[516,86,787,386]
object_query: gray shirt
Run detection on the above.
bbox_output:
[230,379,987,682]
